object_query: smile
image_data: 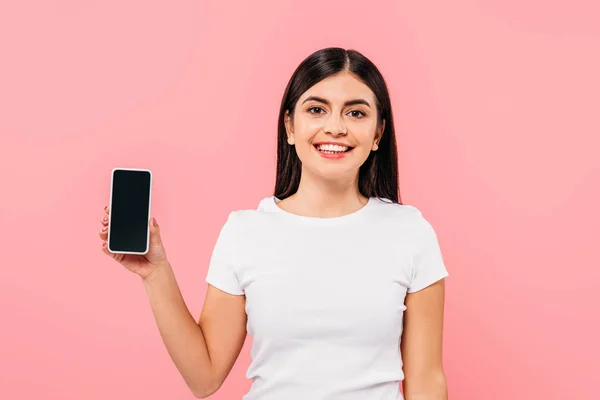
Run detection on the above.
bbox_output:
[313,143,354,159]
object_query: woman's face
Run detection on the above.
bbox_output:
[285,71,385,182]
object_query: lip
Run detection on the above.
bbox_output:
[313,141,353,147]
[312,142,354,159]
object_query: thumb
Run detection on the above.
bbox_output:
[149,217,162,245]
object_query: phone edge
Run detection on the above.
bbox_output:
[107,167,153,255]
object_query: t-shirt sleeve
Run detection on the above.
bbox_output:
[407,212,449,293]
[205,212,244,295]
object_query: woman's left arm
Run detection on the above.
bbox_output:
[401,279,448,400]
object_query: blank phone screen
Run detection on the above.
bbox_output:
[109,169,151,253]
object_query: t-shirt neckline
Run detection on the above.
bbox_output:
[261,196,376,226]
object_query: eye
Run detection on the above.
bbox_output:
[308,107,325,114]
[307,107,366,118]
[348,110,366,118]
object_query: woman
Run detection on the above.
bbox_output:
[99,47,449,399]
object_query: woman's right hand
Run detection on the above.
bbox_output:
[99,206,169,281]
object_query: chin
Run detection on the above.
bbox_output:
[310,164,360,182]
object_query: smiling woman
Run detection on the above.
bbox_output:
[101,47,449,400]
[200,48,449,399]
[283,73,385,176]
[276,49,397,203]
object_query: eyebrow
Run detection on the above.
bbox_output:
[301,96,371,109]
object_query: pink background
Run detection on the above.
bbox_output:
[1,1,599,399]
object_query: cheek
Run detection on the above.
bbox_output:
[352,147,373,164]
[295,141,315,160]
[291,124,317,155]
[355,133,376,150]
[288,131,309,154]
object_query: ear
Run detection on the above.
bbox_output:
[284,110,294,138]
[375,118,386,143]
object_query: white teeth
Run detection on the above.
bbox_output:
[317,144,348,152]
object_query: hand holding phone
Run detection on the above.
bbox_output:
[99,168,169,280]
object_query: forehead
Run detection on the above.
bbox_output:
[300,72,375,104]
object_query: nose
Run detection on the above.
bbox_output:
[324,114,347,137]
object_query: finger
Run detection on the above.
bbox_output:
[102,241,120,261]
[101,241,111,256]
[149,217,162,245]
[99,227,108,241]
[101,206,110,225]
[102,239,125,260]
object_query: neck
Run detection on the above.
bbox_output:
[283,169,369,218]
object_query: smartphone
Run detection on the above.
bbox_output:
[107,168,153,255]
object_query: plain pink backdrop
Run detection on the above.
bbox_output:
[1,1,599,399]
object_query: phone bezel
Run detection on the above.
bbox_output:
[107,167,153,255]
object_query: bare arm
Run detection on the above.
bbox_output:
[401,279,448,400]
[143,264,247,398]
[198,283,247,394]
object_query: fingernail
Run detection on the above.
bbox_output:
[102,226,107,231]
[153,218,158,228]
[102,242,106,247]
[103,216,108,221]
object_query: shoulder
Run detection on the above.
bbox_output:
[220,196,280,233]
[370,197,428,225]
[368,198,440,243]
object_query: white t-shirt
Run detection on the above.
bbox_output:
[206,196,449,400]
